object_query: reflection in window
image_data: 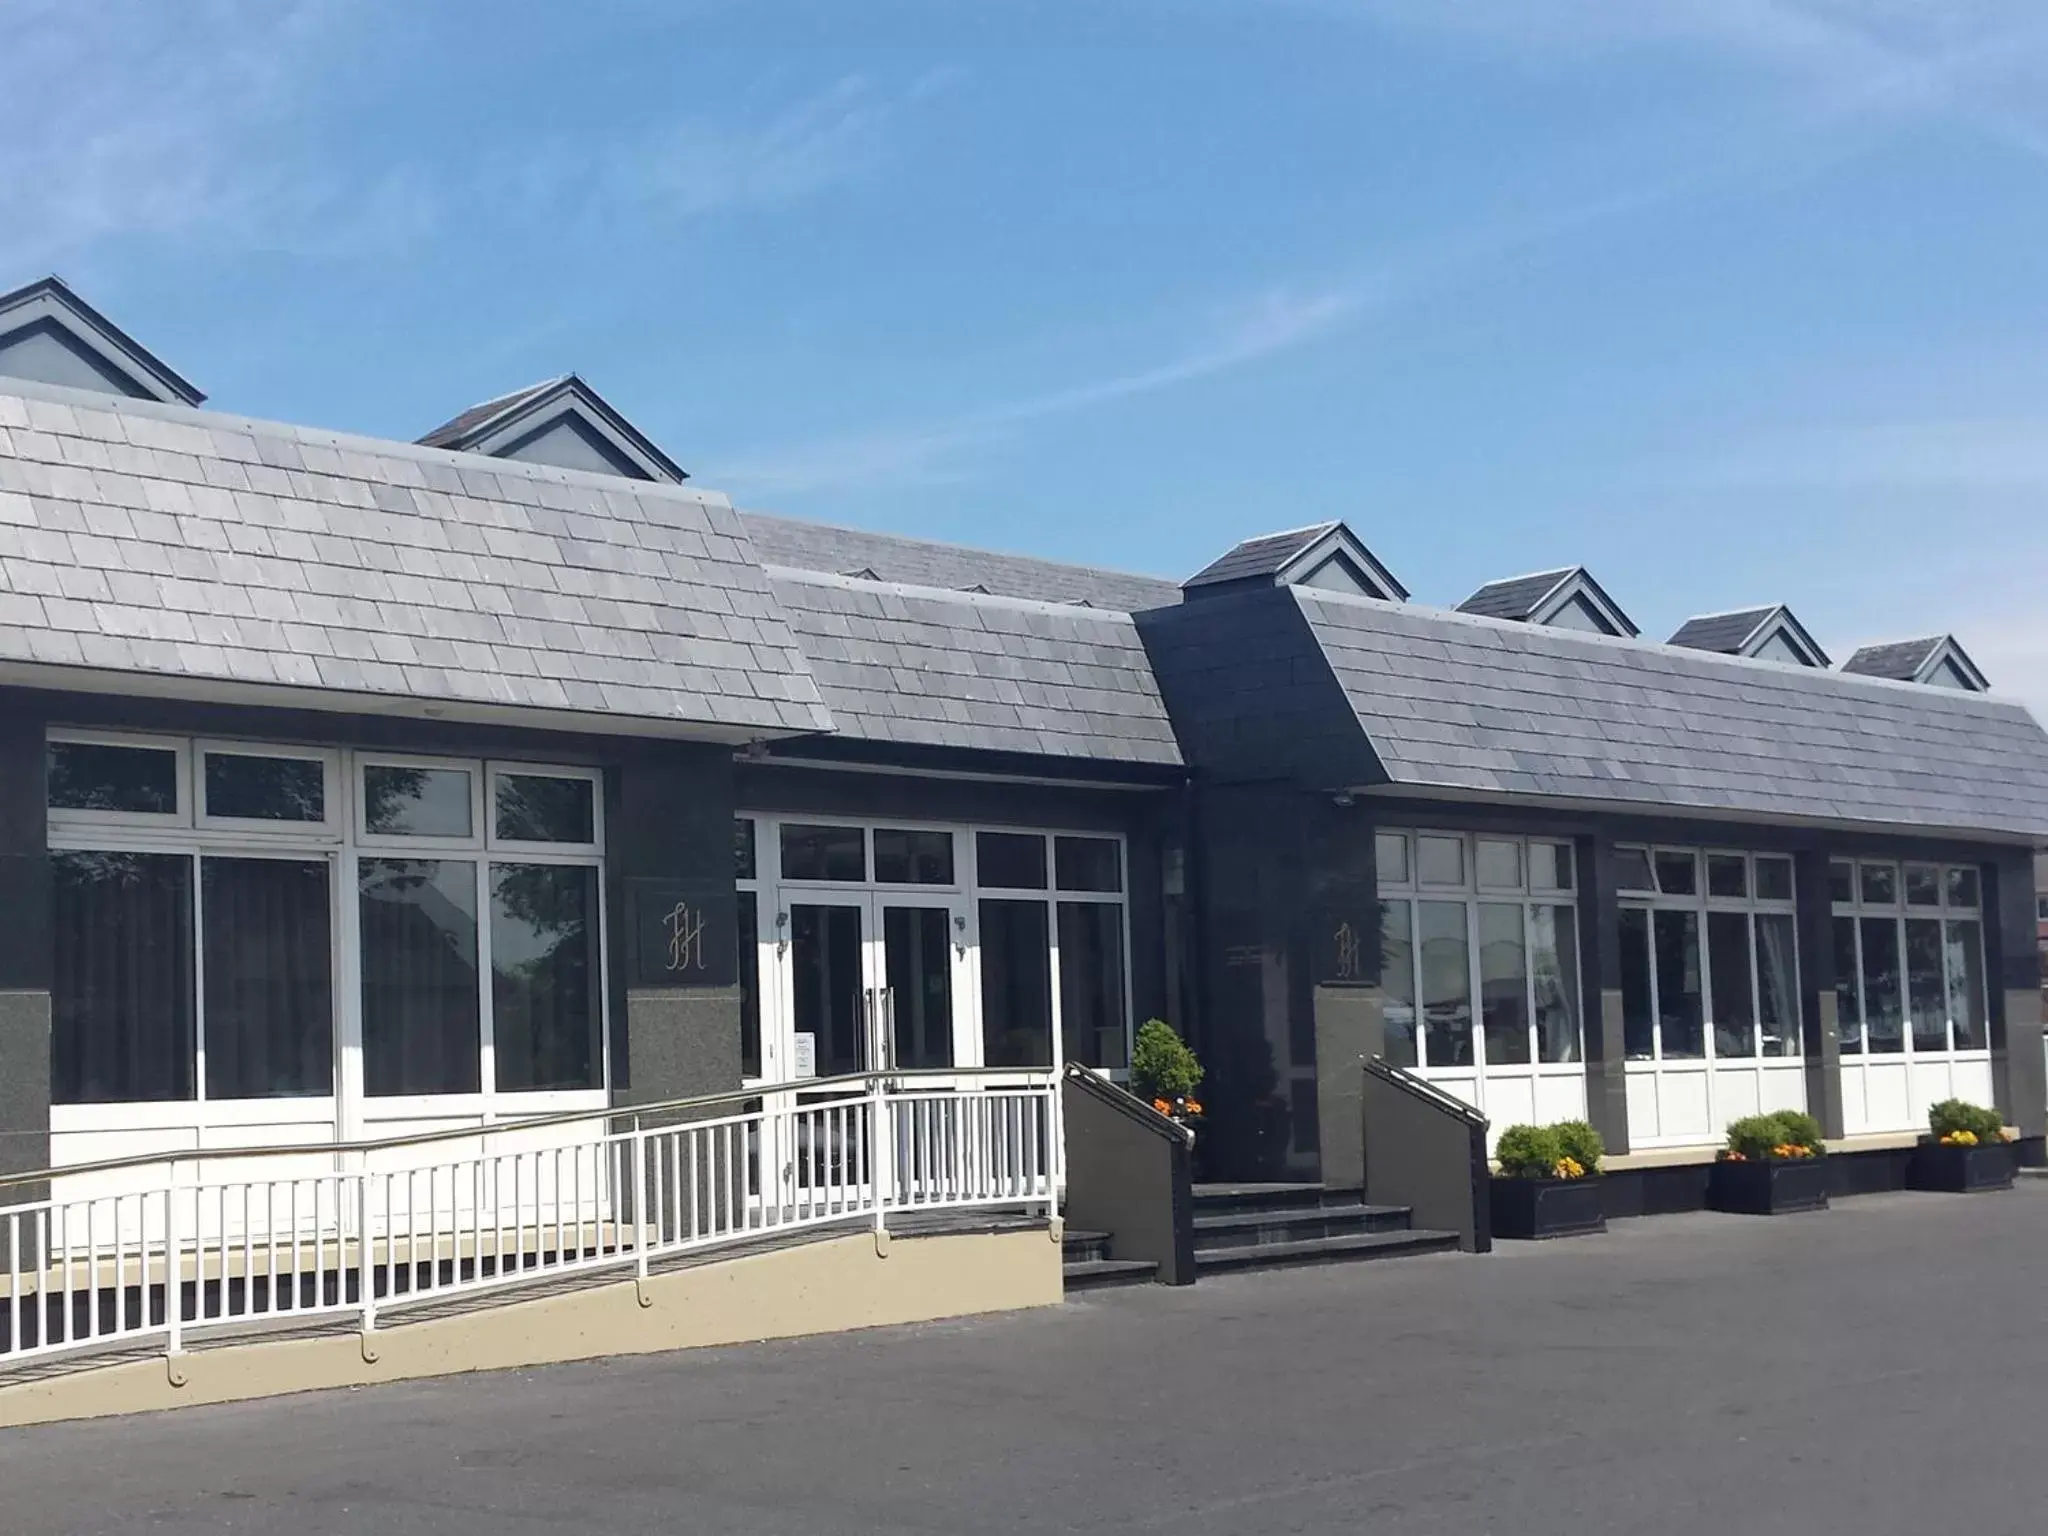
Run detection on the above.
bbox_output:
[1827,860,1854,904]
[979,900,1052,1068]
[1477,904,1529,1065]
[1375,832,1409,887]
[1417,836,1465,887]
[1615,846,1655,893]
[1947,867,1981,909]
[1707,855,1748,900]
[781,823,865,882]
[1755,857,1794,902]
[886,906,956,1070]
[735,818,756,881]
[1380,901,1416,1068]
[791,905,863,1078]
[1058,902,1128,1070]
[1905,918,1948,1053]
[738,893,760,1078]
[1654,851,1698,897]
[1476,840,1523,892]
[1530,907,1580,1063]
[1947,920,1986,1050]
[1860,863,1897,907]
[1530,842,1574,893]
[203,857,332,1098]
[1653,910,1703,1059]
[364,765,473,838]
[494,774,595,845]
[977,832,1047,890]
[52,851,194,1103]
[359,858,481,1095]
[1707,911,1755,1058]
[1833,917,1863,1053]
[48,741,179,815]
[1054,836,1121,893]
[1860,916,1903,1053]
[873,828,955,885]
[205,754,325,823]
[1904,865,1941,908]
[1620,908,1654,1061]
[1418,901,1472,1067]
[491,863,601,1091]
[1756,913,1799,1057]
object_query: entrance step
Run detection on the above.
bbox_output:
[1189,1182,1456,1277]
[1192,1202,1412,1250]
[1061,1228,1113,1266]
[1189,1182,1361,1217]
[1062,1257,1160,1291]
[1194,1227,1461,1275]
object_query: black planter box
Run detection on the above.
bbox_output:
[1910,1141,2016,1193]
[1491,1175,1606,1240]
[1708,1157,1829,1215]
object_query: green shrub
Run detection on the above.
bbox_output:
[1553,1119,1606,1175]
[1725,1109,1825,1161]
[1928,1099,2004,1142]
[1494,1124,1563,1178]
[1130,1019,1202,1101]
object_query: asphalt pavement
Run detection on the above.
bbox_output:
[3,1184,2044,1534]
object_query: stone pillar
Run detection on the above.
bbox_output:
[1574,834,1630,1156]
[1989,848,2046,1140]
[0,708,51,1263]
[1793,848,1845,1140]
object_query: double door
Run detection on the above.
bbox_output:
[781,893,974,1081]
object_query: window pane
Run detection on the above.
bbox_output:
[1531,906,1581,1063]
[1418,901,1472,1067]
[1058,902,1128,1070]
[1055,836,1122,893]
[1375,832,1410,886]
[1904,864,1941,909]
[1620,907,1654,1060]
[734,818,756,882]
[979,900,1052,1068]
[781,823,864,882]
[1616,847,1654,893]
[359,858,480,1095]
[874,828,955,885]
[1905,918,1948,1053]
[492,863,601,1091]
[1417,836,1465,887]
[48,741,178,815]
[1946,866,1981,910]
[1707,855,1748,900]
[792,905,863,1078]
[1476,840,1523,892]
[1860,916,1903,1053]
[1654,851,1698,897]
[1828,860,1854,905]
[977,832,1047,890]
[1653,909,1704,1058]
[1860,863,1897,907]
[205,753,325,823]
[203,857,332,1098]
[1755,856,1794,903]
[1833,917,1863,1053]
[1530,842,1574,893]
[52,851,194,1103]
[738,893,760,1078]
[1707,910,1755,1059]
[1946,919,1986,1050]
[886,907,956,1071]
[1380,901,1416,1068]
[1477,904,1529,1065]
[364,765,473,838]
[494,773,594,845]
[1756,913,1800,1057]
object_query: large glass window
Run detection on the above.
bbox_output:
[979,899,1052,1068]
[1418,902,1473,1067]
[781,823,865,882]
[1832,859,1988,1059]
[363,764,473,838]
[490,864,601,1091]
[874,829,954,886]
[1380,901,1417,1068]
[1477,904,1529,1066]
[359,858,482,1096]
[204,752,327,824]
[52,851,194,1103]
[1058,902,1129,1071]
[202,857,332,1098]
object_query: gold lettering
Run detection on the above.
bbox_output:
[1333,920,1362,982]
[663,901,707,972]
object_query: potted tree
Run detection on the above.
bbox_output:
[1130,1019,1204,1136]
[1911,1099,2016,1192]
[1491,1120,1607,1240]
[1708,1110,1829,1215]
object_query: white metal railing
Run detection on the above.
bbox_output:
[0,1070,1060,1372]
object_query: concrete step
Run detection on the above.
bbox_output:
[1193,1228,1460,1276]
[1061,1229,1113,1265]
[1193,1204,1412,1250]
[1190,1183,1365,1217]
[1063,1258,1160,1291]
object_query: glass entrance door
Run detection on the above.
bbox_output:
[880,902,961,1073]
[789,901,866,1080]
[784,897,969,1081]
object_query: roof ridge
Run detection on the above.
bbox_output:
[739,507,1175,588]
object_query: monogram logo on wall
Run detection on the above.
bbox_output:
[662,901,707,973]
[627,878,735,989]
[1332,920,1363,983]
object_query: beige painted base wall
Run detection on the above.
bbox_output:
[0,1226,1062,1430]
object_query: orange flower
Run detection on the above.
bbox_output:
[1152,1098,1173,1115]
[1183,1099,1204,1116]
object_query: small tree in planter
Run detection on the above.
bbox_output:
[1491,1120,1607,1239]
[1913,1100,2016,1192]
[1131,1019,1204,1127]
[1710,1110,1828,1215]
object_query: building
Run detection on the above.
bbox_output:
[0,274,2044,1210]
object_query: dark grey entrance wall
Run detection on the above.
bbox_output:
[0,702,51,1213]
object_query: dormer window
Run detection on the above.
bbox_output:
[1456,567,1637,638]
[0,275,203,405]
[1183,521,1407,602]
[417,374,686,483]
[1841,635,1989,692]
[1668,605,1830,667]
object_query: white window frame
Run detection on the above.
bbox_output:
[485,762,604,857]
[354,751,489,852]
[44,729,193,832]
[195,739,342,840]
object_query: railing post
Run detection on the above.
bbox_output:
[163,1157,183,1363]
[1044,1080,1063,1233]
[631,1124,651,1308]
[357,1168,378,1360]
[868,1074,890,1249]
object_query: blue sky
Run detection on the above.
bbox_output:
[8,1,2048,713]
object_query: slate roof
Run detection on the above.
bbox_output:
[742,510,1182,613]
[1668,607,1776,654]
[765,567,1182,765]
[1456,569,1574,621]
[0,378,830,738]
[417,378,560,449]
[1291,588,2048,838]
[416,374,688,484]
[1184,523,1334,587]
[0,276,205,406]
[1841,637,1944,682]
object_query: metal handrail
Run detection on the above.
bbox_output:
[1061,1063,1195,1147]
[0,1066,1056,1193]
[1365,1056,1489,1130]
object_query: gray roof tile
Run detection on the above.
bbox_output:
[0,378,830,738]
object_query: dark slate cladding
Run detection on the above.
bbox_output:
[1183,523,1333,588]
[764,568,1182,766]
[1134,586,1382,787]
[742,510,1181,613]
[1292,588,2048,838]
[1455,569,1572,621]
[1668,608,1775,654]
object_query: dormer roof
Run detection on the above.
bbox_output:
[1456,566,1638,637]
[1184,521,1407,601]
[418,374,686,483]
[0,275,203,405]
[1842,635,1989,692]
[1669,605,1830,667]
